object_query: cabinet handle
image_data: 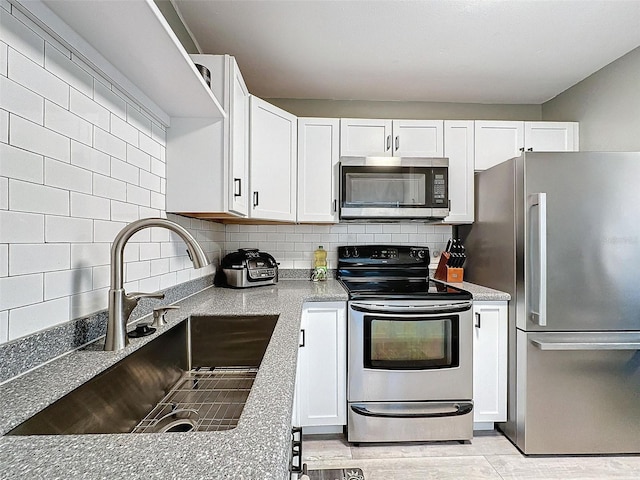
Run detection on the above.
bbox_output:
[299,329,305,347]
[519,147,525,152]
[233,178,242,197]
[395,136,399,152]
[333,199,337,213]
[475,312,481,328]
[527,147,534,152]
[253,191,259,207]
[386,135,391,151]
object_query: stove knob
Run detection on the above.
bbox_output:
[353,248,360,258]
[416,249,426,259]
[343,248,351,258]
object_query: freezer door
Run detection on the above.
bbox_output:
[523,152,640,331]
[514,331,640,454]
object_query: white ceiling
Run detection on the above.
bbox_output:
[173,0,640,105]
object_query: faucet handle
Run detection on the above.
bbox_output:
[128,291,165,301]
[151,305,180,328]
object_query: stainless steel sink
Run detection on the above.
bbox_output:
[7,314,278,435]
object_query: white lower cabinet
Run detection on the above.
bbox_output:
[473,301,508,427]
[294,302,346,431]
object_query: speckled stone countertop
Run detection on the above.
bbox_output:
[0,280,348,480]
[0,278,508,479]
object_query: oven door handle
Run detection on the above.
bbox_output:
[350,301,472,315]
[350,402,473,419]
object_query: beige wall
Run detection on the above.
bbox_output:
[266,98,542,121]
[542,47,640,151]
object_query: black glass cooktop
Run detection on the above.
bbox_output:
[339,277,472,301]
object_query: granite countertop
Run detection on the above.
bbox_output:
[0,278,508,479]
[0,279,348,480]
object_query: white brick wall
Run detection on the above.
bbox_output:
[0,2,224,344]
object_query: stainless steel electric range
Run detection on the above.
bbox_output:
[338,245,474,444]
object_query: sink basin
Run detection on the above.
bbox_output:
[7,314,278,435]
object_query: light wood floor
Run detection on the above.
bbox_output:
[303,430,640,479]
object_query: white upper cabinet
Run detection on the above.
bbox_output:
[250,97,298,221]
[340,119,444,157]
[444,121,475,223]
[166,55,248,217]
[525,121,579,152]
[22,0,224,124]
[297,118,340,223]
[475,121,579,171]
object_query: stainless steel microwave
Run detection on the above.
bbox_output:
[339,157,449,220]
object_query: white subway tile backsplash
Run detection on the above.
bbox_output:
[44,100,92,145]
[150,258,170,277]
[0,310,7,344]
[70,287,108,320]
[110,199,138,222]
[1,39,8,76]
[0,75,43,124]
[126,184,150,207]
[71,140,110,175]
[10,179,69,215]
[0,143,43,183]
[8,297,70,340]
[9,243,70,275]
[151,122,166,144]
[127,104,152,137]
[139,206,160,218]
[93,219,126,243]
[125,260,150,282]
[138,131,162,158]
[138,275,160,293]
[111,157,138,184]
[94,126,126,160]
[150,191,165,210]
[139,242,161,261]
[150,157,164,178]
[93,173,126,201]
[400,224,418,234]
[111,114,138,146]
[45,157,92,194]
[44,43,92,98]
[10,114,70,162]
[94,81,126,120]
[44,267,92,300]
[70,88,109,130]
[0,210,44,243]
[126,144,151,171]
[0,273,42,310]
[71,242,110,268]
[0,243,7,277]
[91,264,109,289]
[0,108,8,143]
[71,191,110,220]
[45,215,93,243]
[0,177,5,209]
[8,48,68,108]
[0,7,44,66]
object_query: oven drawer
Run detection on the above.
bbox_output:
[347,401,473,443]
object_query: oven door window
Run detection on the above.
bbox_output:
[363,315,459,370]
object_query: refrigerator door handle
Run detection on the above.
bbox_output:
[528,193,547,327]
[532,339,640,351]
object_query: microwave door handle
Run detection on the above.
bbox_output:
[528,193,547,327]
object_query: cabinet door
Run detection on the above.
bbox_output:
[474,121,524,171]
[249,96,297,221]
[473,301,508,423]
[296,302,346,427]
[340,118,393,157]
[297,118,340,223]
[228,58,250,216]
[392,120,444,157]
[524,122,579,152]
[444,120,474,223]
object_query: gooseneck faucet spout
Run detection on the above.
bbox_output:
[105,218,209,351]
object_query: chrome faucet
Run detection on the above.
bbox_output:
[105,218,209,351]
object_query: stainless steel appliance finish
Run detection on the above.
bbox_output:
[463,152,640,454]
[339,157,449,220]
[338,245,474,443]
[219,248,278,288]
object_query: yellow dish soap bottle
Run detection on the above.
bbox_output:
[312,246,327,281]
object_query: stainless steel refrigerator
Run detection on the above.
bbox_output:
[463,152,640,454]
